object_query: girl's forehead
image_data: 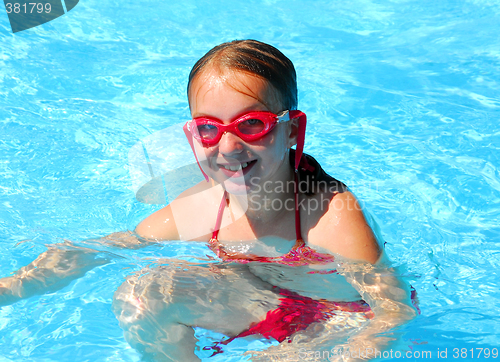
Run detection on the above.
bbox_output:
[188,69,282,113]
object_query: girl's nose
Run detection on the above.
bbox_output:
[218,131,244,156]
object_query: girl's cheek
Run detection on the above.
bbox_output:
[193,141,215,157]
[202,147,219,167]
[205,146,218,157]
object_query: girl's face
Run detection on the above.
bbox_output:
[188,69,297,195]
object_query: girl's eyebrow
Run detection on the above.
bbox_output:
[192,114,223,122]
[192,104,269,121]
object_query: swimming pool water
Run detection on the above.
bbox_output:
[1,0,499,361]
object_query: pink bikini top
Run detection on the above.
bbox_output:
[208,157,338,267]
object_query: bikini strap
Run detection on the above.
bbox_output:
[294,171,303,244]
[209,190,229,244]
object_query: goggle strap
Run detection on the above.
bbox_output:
[183,122,209,182]
[291,110,307,172]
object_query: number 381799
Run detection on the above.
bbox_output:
[5,3,52,14]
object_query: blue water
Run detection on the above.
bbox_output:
[1,0,500,361]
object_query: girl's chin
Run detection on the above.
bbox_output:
[206,171,249,196]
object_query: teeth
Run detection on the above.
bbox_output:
[222,162,250,171]
[226,165,240,171]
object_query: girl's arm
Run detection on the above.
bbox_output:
[247,261,417,362]
[336,261,418,361]
[1,200,179,307]
[0,231,156,307]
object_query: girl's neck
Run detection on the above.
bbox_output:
[239,163,297,224]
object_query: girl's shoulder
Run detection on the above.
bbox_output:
[297,152,381,264]
[306,189,382,264]
[135,181,223,241]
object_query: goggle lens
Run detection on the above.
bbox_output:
[236,118,266,135]
[197,124,219,141]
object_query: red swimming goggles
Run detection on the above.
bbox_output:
[183,110,308,180]
[185,110,302,146]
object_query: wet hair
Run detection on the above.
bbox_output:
[188,39,298,110]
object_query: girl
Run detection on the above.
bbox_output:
[112,40,417,361]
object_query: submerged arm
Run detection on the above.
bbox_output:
[0,231,155,307]
[336,260,418,360]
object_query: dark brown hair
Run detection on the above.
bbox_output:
[187,40,298,110]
